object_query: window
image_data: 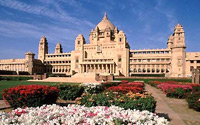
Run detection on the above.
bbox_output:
[118,56,122,62]
[77,41,80,44]
[97,46,101,52]
[119,38,122,42]
[85,51,87,58]
[190,60,194,63]
[197,60,200,63]
[166,59,170,62]
[76,57,79,63]
[165,51,169,54]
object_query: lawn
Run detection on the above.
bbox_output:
[115,78,192,83]
[0,81,80,100]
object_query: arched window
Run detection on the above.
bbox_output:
[119,38,122,42]
[85,51,87,58]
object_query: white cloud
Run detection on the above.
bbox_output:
[0,0,94,27]
[0,20,79,46]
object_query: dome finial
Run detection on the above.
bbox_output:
[103,12,108,20]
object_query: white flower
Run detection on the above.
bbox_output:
[0,104,169,125]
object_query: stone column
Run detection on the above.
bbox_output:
[91,64,93,72]
[105,64,108,73]
[195,69,199,84]
[113,64,115,74]
[94,64,96,73]
[98,64,100,73]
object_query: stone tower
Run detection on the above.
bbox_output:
[170,23,186,77]
[167,35,173,49]
[71,34,86,73]
[55,43,63,54]
[38,36,48,62]
[75,34,86,51]
[25,51,35,75]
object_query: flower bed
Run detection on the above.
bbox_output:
[0,104,168,124]
[148,81,178,87]
[157,83,192,98]
[148,81,200,99]
[107,82,144,94]
[77,91,156,112]
[157,84,192,93]
[119,82,144,87]
[3,85,59,108]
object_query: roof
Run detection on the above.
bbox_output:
[96,12,115,30]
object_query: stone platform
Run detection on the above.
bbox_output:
[29,73,110,83]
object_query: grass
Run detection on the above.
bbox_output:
[0,81,80,100]
[115,78,192,83]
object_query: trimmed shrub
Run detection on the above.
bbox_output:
[57,85,84,100]
[3,85,59,108]
[0,76,33,81]
[187,92,200,111]
[77,92,156,112]
[131,74,165,77]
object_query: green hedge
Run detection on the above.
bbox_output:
[57,85,84,100]
[187,92,200,112]
[130,74,165,77]
[48,74,68,77]
[0,76,33,81]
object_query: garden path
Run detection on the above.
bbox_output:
[145,84,200,125]
[0,100,9,109]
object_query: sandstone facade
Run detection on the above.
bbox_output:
[0,13,200,77]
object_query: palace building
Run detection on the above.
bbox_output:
[0,13,200,78]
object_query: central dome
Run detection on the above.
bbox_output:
[96,12,115,30]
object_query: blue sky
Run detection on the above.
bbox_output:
[0,0,200,59]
